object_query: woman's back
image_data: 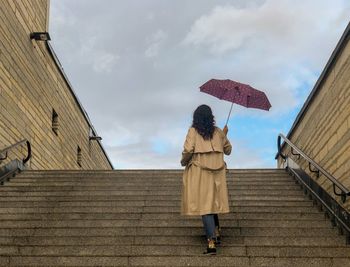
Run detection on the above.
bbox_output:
[181,127,231,167]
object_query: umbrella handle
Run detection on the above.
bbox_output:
[225,102,234,126]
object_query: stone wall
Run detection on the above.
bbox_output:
[0,1,113,170]
[278,22,350,210]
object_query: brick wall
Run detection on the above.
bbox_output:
[0,1,113,170]
[278,24,350,210]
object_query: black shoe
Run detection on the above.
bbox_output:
[203,239,216,255]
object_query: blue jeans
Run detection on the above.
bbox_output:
[202,214,217,239]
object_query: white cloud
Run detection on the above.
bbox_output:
[183,0,349,113]
[92,52,119,73]
[183,6,255,53]
[184,0,348,56]
[105,128,186,169]
[227,142,271,169]
[80,37,119,73]
[103,133,274,169]
[145,30,167,58]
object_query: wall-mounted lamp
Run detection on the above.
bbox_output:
[89,136,102,141]
[30,32,51,41]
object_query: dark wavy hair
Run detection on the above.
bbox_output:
[192,104,216,140]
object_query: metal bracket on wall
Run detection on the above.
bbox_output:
[291,147,301,159]
[308,162,320,178]
[333,184,347,203]
[0,152,8,162]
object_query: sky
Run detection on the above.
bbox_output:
[49,0,350,169]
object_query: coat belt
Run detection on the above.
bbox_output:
[189,161,226,172]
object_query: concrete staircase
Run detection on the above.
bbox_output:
[0,169,349,266]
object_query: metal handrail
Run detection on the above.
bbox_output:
[0,139,31,165]
[276,133,350,202]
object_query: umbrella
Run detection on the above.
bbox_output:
[200,79,271,125]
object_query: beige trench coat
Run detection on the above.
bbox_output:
[181,127,232,216]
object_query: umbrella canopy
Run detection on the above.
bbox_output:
[200,79,272,125]
[200,79,271,111]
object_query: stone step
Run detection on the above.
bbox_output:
[0,200,315,210]
[7,182,301,190]
[16,171,289,178]
[0,188,305,197]
[0,188,308,198]
[17,171,180,175]
[141,212,324,220]
[0,212,327,222]
[4,185,303,193]
[0,204,315,214]
[15,172,291,177]
[245,246,350,257]
[134,236,346,246]
[145,206,322,213]
[17,172,287,178]
[0,219,333,228]
[0,226,338,237]
[21,169,285,175]
[9,175,291,180]
[0,194,313,204]
[0,256,128,266]
[17,172,287,177]
[0,227,185,238]
[12,178,291,185]
[0,244,232,256]
[127,256,336,267]
[3,179,300,189]
[10,175,293,183]
[0,206,319,215]
[3,182,300,189]
[0,212,325,221]
[0,183,300,189]
[0,192,309,202]
[0,199,314,208]
[0,196,313,205]
[0,236,345,248]
[0,255,342,267]
[0,243,348,257]
[10,173,292,178]
[19,172,286,178]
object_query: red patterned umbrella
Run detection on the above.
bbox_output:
[200,79,271,125]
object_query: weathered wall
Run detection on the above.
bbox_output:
[278,23,350,210]
[0,1,113,170]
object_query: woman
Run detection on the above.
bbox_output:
[181,104,232,255]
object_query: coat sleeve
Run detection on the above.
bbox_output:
[181,128,195,166]
[223,134,232,155]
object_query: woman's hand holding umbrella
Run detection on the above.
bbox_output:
[223,125,228,135]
